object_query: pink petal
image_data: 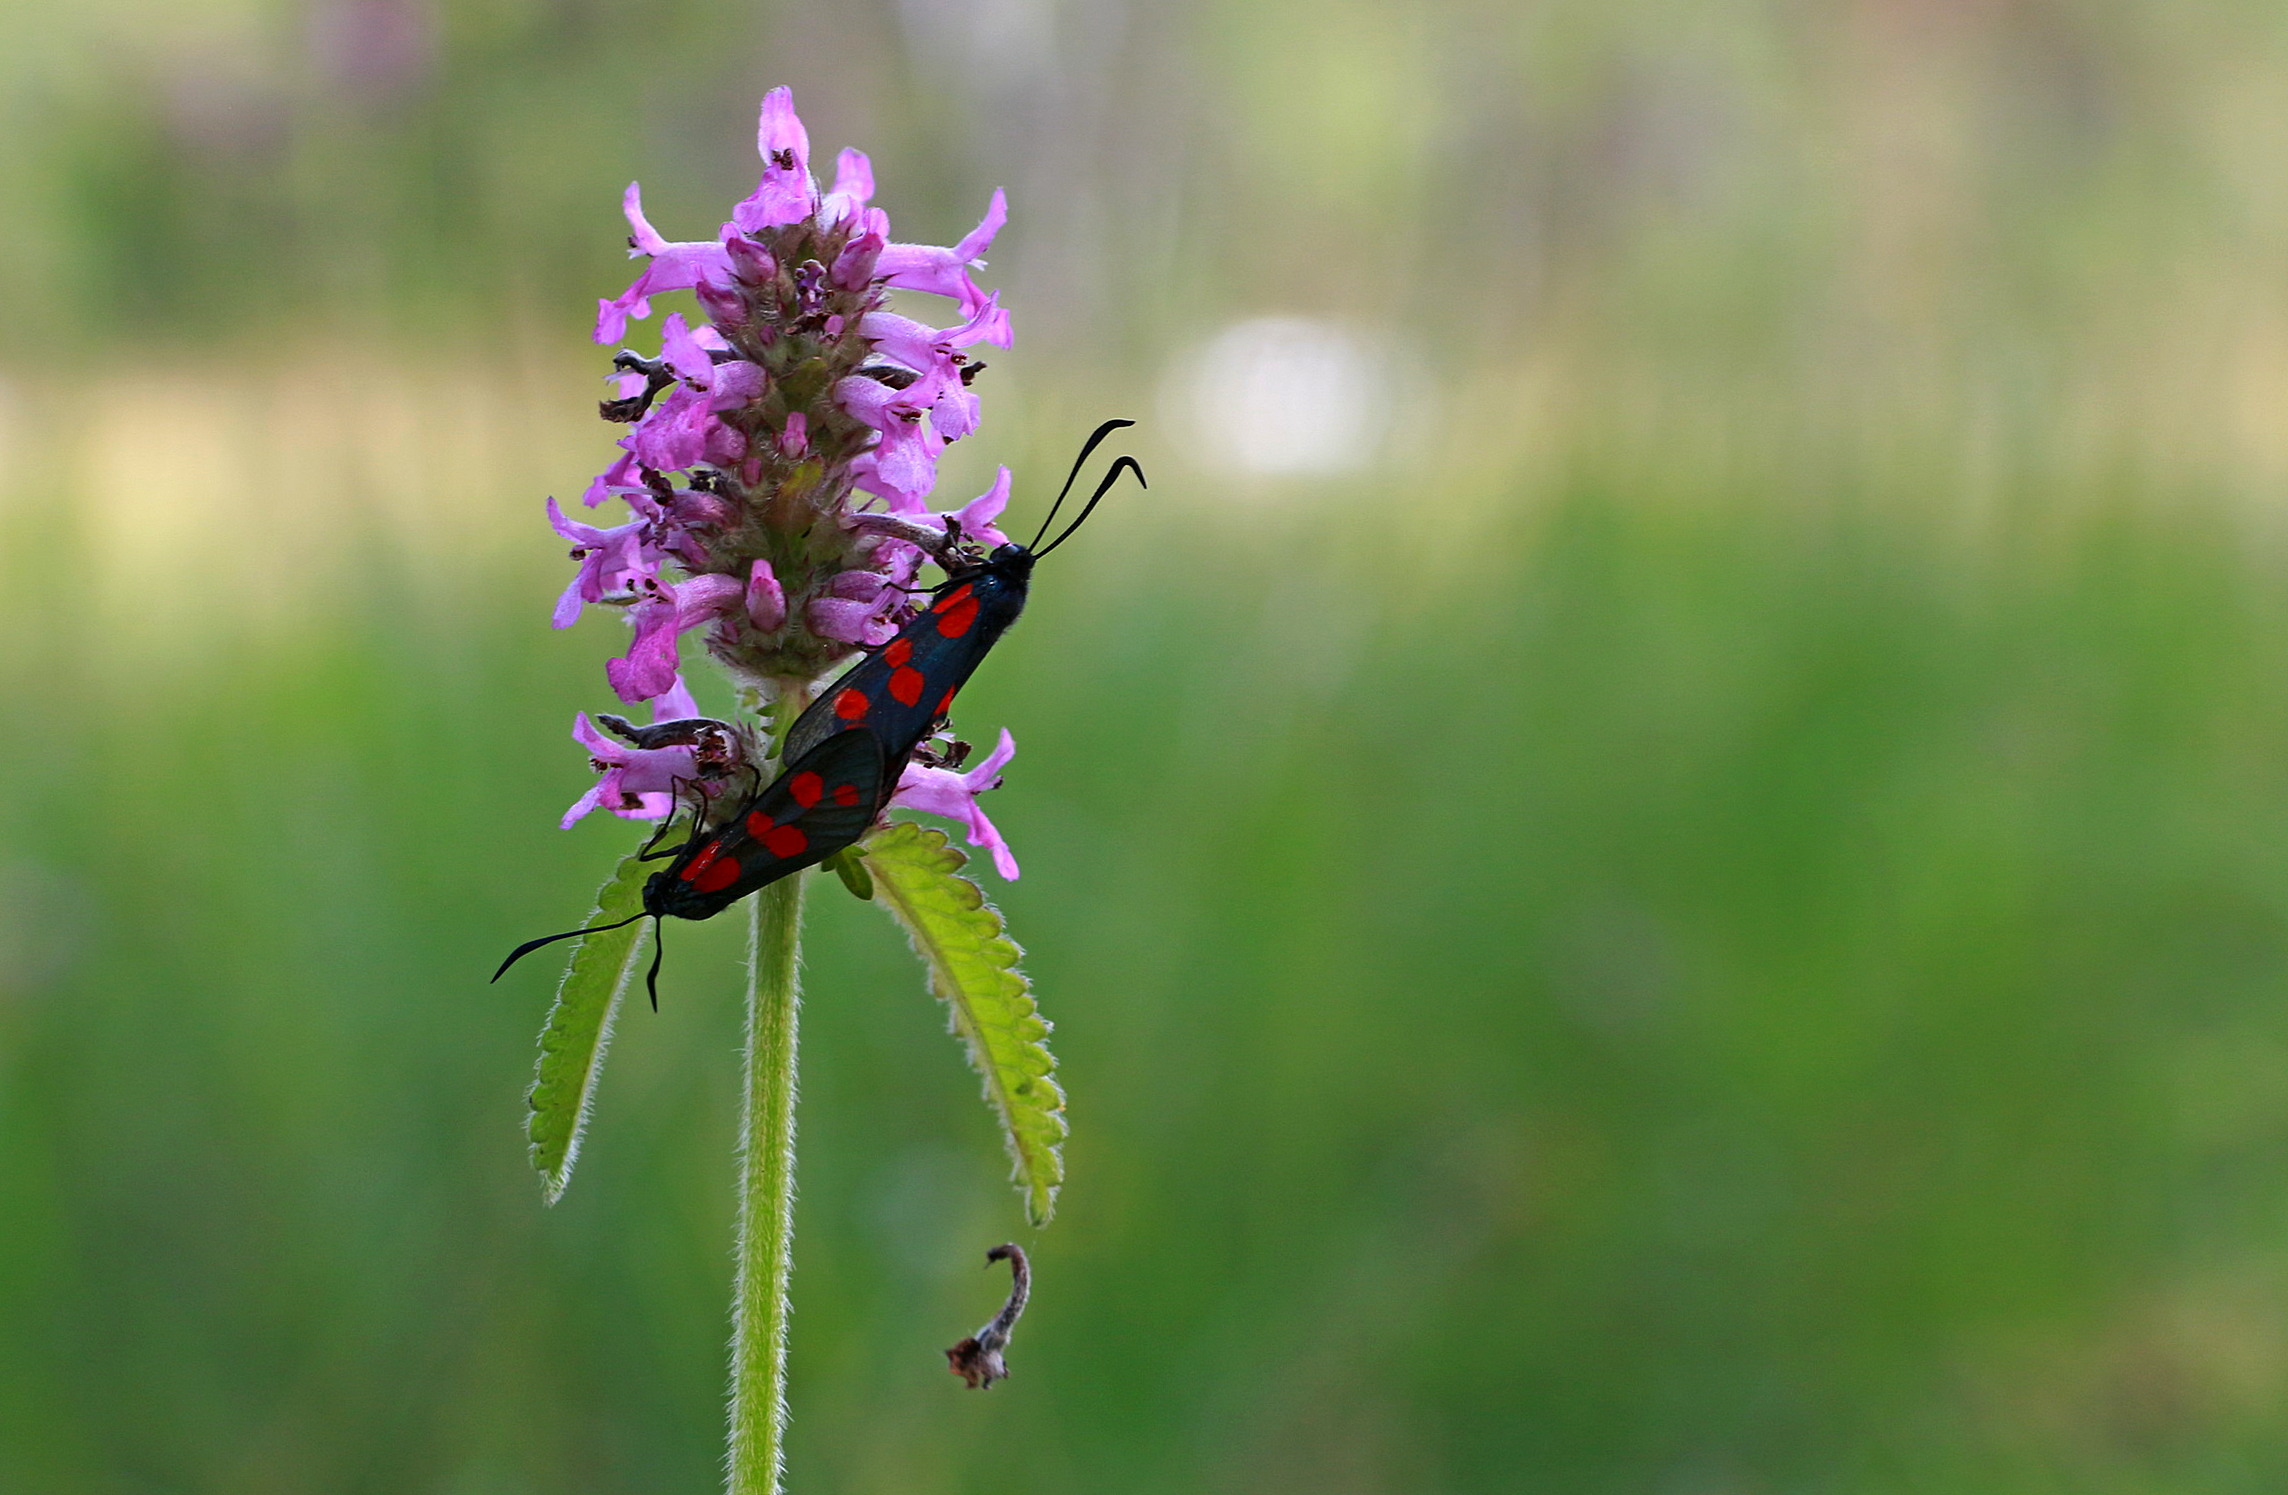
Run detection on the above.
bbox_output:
[964,729,1018,787]
[746,559,787,631]
[572,711,626,761]
[552,573,587,629]
[652,676,701,721]
[607,596,683,703]
[546,494,600,547]
[674,572,745,626]
[622,182,669,256]
[955,188,1008,262]
[709,360,767,409]
[582,450,641,508]
[560,784,606,829]
[807,595,899,646]
[660,312,714,383]
[757,86,809,169]
[733,87,817,231]
[822,148,875,225]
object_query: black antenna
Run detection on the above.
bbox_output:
[492,911,649,982]
[646,919,667,1011]
[637,789,700,861]
[1033,455,1146,559]
[1028,419,1136,552]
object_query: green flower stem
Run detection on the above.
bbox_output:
[727,869,805,1495]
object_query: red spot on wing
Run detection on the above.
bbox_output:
[680,841,724,883]
[834,687,870,721]
[745,810,772,838]
[693,850,743,892]
[883,637,913,667]
[889,665,925,706]
[936,687,956,715]
[789,771,823,808]
[935,596,979,638]
[832,783,861,807]
[762,823,809,858]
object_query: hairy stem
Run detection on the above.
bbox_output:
[727,870,805,1495]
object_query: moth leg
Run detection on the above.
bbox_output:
[636,778,710,862]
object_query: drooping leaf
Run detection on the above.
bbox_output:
[861,821,1065,1225]
[525,851,650,1204]
[822,845,874,901]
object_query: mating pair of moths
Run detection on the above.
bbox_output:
[496,420,1145,999]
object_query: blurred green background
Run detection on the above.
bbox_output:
[9,0,2288,1490]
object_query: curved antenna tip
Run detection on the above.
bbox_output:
[1028,419,1144,552]
[492,911,647,983]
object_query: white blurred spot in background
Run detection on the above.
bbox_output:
[1162,317,1395,478]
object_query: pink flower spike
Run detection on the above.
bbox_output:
[889,729,1020,879]
[746,559,787,631]
[549,90,1034,855]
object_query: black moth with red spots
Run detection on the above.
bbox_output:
[495,420,1144,1003]
[782,418,1145,777]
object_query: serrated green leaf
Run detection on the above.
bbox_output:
[861,821,1065,1226]
[525,851,650,1205]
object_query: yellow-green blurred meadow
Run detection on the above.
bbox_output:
[11,1,2288,1490]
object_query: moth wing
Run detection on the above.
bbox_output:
[784,647,899,760]
[651,730,890,919]
[739,727,891,863]
[784,582,1009,764]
